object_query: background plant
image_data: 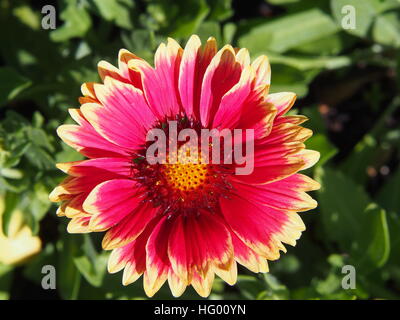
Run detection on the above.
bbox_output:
[0,0,399,300]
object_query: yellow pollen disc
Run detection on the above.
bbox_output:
[163,146,209,192]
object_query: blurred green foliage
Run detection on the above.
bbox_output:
[0,0,400,300]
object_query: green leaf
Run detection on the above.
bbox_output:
[305,134,338,166]
[25,144,54,170]
[91,0,134,29]
[376,167,400,213]
[259,274,290,300]
[0,67,31,104]
[316,167,390,272]
[222,22,236,44]
[269,64,319,98]
[268,52,351,71]
[74,254,108,287]
[373,12,400,47]
[196,21,222,45]
[148,0,209,38]
[236,275,265,299]
[1,192,19,237]
[315,167,369,246]
[330,0,377,37]
[363,204,390,269]
[26,182,52,225]
[207,0,233,21]
[292,34,345,56]
[57,235,82,300]
[51,0,92,42]
[267,0,300,4]
[340,97,400,184]
[331,0,400,38]
[121,30,157,62]
[238,9,339,54]
[73,235,107,287]
[13,5,41,30]
[376,168,400,264]
[0,264,13,300]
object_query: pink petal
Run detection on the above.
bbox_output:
[178,36,217,120]
[57,109,130,158]
[118,49,143,90]
[145,216,172,296]
[231,175,318,212]
[266,92,296,116]
[220,193,288,259]
[212,66,255,129]
[59,157,133,178]
[102,202,159,250]
[83,179,142,231]
[130,39,183,119]
[200,45,242,127]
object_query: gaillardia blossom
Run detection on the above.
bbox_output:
[49,35,320,297]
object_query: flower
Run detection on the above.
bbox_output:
[49,35,320,298]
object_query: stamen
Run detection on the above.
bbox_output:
[131,117,234,216]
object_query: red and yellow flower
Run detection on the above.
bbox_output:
[50,35,320,297]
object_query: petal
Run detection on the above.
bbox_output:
[233,154,305,185]
[57,109,130,158]
[178,35,202,119]
[200,45,242,127]
[236,48,250,68]
[98,60,126,83]
[178,36,218,121]
[50,158,132,203]
[81,82,97,99]
[266,92,297,116]
[57,157,133,178]
[102,202,159,250]
[130,39,183,118]
[80,103,144,151]
[252,55,271,87]
[220,194,299,260]
[168,269,187,298]
[214,260,237,286]
[168,212,234,291]
[96,77,155,131]
[63,193,87,218]
[167,215,189,283]
[79,82,99,104]
[231,232,269,273]
[81,78,156,150]
[235,90,277,140]
[67,215,91,233]
[83,179,143,231]
[212,65,255,129]
[107,217,160,282]
[118,49,143,89]
[145,216,172,297]
[191,269,214,298]
[232,175,318,212]
[232,123,315,184]
[259,123,313,146]
[298,149,320,170]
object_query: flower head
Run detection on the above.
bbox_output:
[50,35,320,297]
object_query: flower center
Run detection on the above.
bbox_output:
[131,117,234,216]
[163,162,209,193]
